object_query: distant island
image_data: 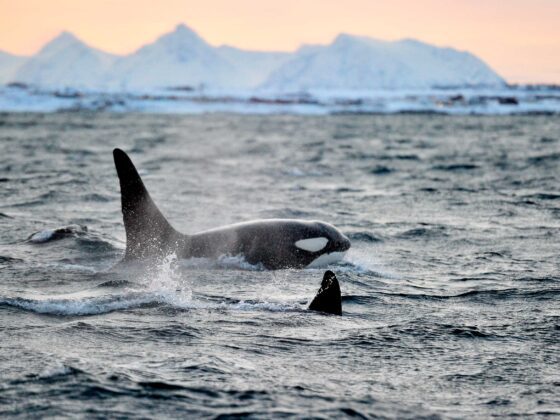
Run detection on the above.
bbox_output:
[0,23,504,91]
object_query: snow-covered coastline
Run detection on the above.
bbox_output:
[1,83,559,115]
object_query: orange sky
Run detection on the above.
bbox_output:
[0,0,559,83]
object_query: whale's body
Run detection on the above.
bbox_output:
[113,149,350,269]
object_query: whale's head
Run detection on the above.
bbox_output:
[294,221,351,268]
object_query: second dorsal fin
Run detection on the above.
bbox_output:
[308,270,342,315]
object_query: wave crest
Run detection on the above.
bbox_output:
[27,224,89,244]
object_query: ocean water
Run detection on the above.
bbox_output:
[0,113,559,418]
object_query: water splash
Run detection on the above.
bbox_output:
[139,253,193,307]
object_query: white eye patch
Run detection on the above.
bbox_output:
[295,237,328,253]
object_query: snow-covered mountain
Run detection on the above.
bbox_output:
[262,34,505,91]
[3,25,506,91]
[14,32,117,89]
[0,51,26,84]
[107,24,237,90]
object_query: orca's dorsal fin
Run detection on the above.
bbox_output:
[113,148,180,261]
[308,270,342,315]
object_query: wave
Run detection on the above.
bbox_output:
[0,292,161,316]
[25,224,120,254]
[0,255,23,264]
[37,364,83,380]
[522,193,560,201]
[10,191,66,207]
[80,193,113,202]
[432,163,479,171]
[95,279,135,288]
[226,299,297,312]
[449,326,492,339]
[347,231,383,243]
[345,322,501,345]
[26,224,90,243]
[44,262,99,273]
[341,294,381,304]
[0,254,297,316]
[0,291,302,316]
[396,226,448,239]
[378,154,420,161]
[527,152,560,165]
[369,165,394,175]
[381,286,560,301]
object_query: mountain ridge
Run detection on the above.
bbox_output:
[0,24,506,91]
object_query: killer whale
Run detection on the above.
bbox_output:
[308,270,342,315]
[113,149,350,269]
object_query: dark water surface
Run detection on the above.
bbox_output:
[1,113,559,418]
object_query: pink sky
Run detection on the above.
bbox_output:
[1,0,559,83]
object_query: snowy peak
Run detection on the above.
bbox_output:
[108,23,235,90]
[263,34,505,91]
[170,23,205,42]
[13,31,117,89]
[42,31,81,52]
[36,31,114,61]
[144,23,210,55]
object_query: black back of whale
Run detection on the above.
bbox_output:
[113,149,350,269]
[308,270,342,315]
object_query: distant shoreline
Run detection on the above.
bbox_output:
[1,83,559,115]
